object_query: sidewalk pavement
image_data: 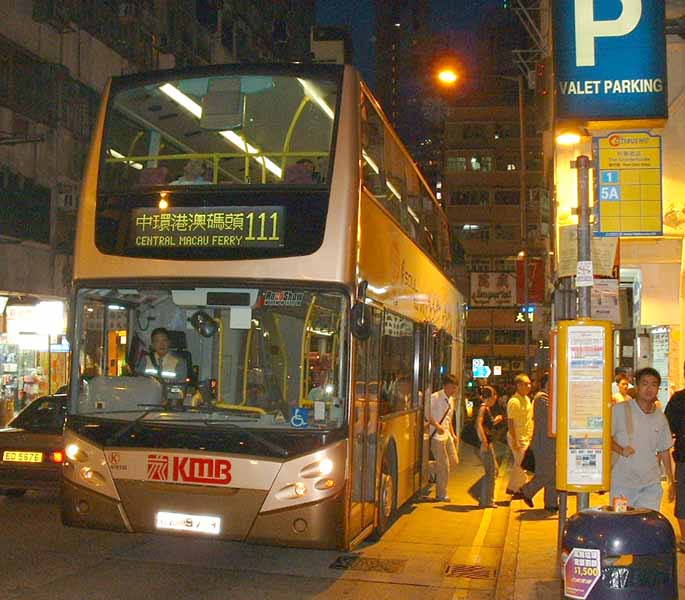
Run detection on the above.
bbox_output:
[494,468,685,599]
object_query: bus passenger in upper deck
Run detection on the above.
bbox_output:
[171,159,212,185]
[136,328,188,384]
[284,159,319,184]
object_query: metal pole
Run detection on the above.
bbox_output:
[576,155,592,319]
[558,491,568,556]
[518,75,530,374]
[575,154,592,512]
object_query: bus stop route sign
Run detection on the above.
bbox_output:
[563,548,601,599]
[594,132,662,237]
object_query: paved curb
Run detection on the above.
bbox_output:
[494,496,521,600]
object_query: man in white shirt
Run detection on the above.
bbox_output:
[611,367,674,511]
[506,373,533,497]
[136,328,188,385]
[427,374,460,502]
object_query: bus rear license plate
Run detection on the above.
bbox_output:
[3,451,43,463]
[155,511,221,535]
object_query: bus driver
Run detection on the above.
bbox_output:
[136,327,188,385]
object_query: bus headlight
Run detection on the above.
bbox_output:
[260,440,347,513]
[299,458,334,478]
[66,443,88,462]
[79,466,107,487]
[275,481,308,500]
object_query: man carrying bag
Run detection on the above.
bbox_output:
[427,374,460,502]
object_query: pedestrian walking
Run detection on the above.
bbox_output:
[612,372,631,405]
[427,374,460,502]
[472,385,503,508]
[520,373,558,511]
[664,363,685,550]
[506,373,533,497]
[611,367,675,512]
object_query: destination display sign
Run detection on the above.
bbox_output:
[130,206,285,249]
[593,132,662,237]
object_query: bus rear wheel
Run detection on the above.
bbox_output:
[373,452,396,538]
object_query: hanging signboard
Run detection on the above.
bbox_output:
[553,0,667,121]
[470,273,517,307]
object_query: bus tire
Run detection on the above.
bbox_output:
[373,450,397,539]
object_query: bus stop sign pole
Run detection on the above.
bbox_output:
[574,155,592,512]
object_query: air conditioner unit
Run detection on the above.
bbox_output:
[56,178,79,212]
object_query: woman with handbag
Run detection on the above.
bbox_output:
[472,385,504,508]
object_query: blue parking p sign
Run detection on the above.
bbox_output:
[553,0,667,121]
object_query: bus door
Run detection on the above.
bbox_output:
[348,306,381,541]
[420,324,434,488]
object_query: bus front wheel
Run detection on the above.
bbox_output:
[374,452,397,538]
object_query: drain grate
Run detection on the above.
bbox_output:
[444,564,495,579]
[330,554,407,573]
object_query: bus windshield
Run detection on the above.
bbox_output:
[72,286,347,431]
[99,73,339,191]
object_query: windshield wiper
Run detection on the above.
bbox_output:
[204,420,289,458]
[105,406,165,445]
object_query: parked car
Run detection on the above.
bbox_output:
[0,395,67,496]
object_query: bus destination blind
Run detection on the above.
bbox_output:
[130,206,285,249]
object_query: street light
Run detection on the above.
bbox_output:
[436,68,532,375]
[437,69,459,85]
[556,131,582,146]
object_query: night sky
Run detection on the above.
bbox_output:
[315,0,504,87]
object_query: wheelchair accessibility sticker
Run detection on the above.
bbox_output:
[290,408,309,428]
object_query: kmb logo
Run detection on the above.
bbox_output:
[147,454,232,485]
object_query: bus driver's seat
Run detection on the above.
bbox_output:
[166,330,196,387]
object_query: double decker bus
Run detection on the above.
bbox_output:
[62,63,464,549]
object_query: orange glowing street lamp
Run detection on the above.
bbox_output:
[437,68,459,86]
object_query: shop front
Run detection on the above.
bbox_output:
[0,296,69,416]
[619,239,683,401]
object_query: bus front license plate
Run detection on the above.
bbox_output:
[155,511,221,535]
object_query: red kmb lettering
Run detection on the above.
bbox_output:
[171,456,232,485]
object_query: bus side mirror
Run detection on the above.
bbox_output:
[351,302,371,341]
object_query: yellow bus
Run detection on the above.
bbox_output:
[62,63,464,549]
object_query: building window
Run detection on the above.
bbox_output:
[494,190,520,205]
[493,123,514,139]
[0,169,51,243]
[494,224,516,241]
[449,190,489,206]
[497,156,519,171]
[493,257,517,272]
[457,224,490,242]
[467,329,491,345]
[463,124,485,141]
[494,329,525,345]
[466,257,492,272]
[446,156,466,172]
[469,155,492,172]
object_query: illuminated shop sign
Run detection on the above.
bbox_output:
[553,0,667,120]
[130,206,285,249]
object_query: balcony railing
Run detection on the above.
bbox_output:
[0,35,99,141]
